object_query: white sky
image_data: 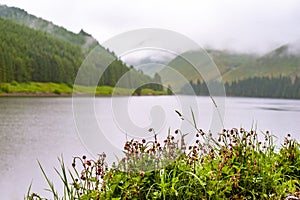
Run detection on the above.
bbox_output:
[1,0,300,54]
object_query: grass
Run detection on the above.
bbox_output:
[0,81,167,96]
[25,111,300,199]
[0,81,73,95]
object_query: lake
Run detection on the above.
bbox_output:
[0,96,300,199]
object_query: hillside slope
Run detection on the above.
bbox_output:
[0,5,98,51]
[163,44,300,86]
[0,17,83,83]
[222,44,300,82]
[0,5,162,91]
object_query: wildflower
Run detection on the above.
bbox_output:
[175,129,179,134]
[292,153,295,158]
[82,155,86,160]
[140,171,145,177]
[142,139,146,143]
[233,182,238,188]
[148,128,153,132]
[85,160,91,166]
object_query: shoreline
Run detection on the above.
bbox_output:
[0,92,75,97]
[0,92,169,97]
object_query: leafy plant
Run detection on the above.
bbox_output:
[26,111,300,199]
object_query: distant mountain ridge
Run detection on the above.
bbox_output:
[221,42,300,83]
[158,42,300,89]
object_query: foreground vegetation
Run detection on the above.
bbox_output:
[26,111,300,200]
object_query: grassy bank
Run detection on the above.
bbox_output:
[0,82,167,96]
[26,111,300,200]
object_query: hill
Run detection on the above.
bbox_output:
[222,44,300,82]
[155,50,257,92]
[0,17,83,83]
[0,5,98,51]
[157,43,299,94]
[0,5,163,94]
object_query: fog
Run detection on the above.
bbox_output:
[2,0,300,55]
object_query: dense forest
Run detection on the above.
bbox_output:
[0,16,163,90]
[0,17,83,83]
[183,76,300,99]
[0,5,98,51]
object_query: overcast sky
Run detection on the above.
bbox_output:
[1,0,300,54]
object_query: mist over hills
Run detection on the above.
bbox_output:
[127,41,300,83]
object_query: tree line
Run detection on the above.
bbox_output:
[182,76,300,99]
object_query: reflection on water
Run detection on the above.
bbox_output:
[0,96,299,199]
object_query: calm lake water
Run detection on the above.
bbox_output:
[0,96,300,199]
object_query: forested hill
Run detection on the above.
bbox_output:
[0,5,98,51]
[0,5,163,91]
[0,17,83,83]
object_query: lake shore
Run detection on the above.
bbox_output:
[0,92,168,97]
[0,82,168,97]
[0,92,71,97]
